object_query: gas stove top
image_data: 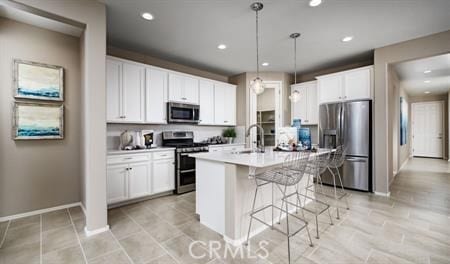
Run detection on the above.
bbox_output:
[162,131,209,153]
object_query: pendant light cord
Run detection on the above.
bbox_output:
[256,9,260,77]
[294,37,297,84]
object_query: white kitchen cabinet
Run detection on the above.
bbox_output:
[291,81,318,125]
[168,73,199,104]
[106,57,145,123]
[106,164,128,204]
[199,80,215,125]
[146,68,168,123]
[106,59,122,122]
[152,158,175,194]
[214,83,236,126]
[128,162,151,199]
[317,66,373,104]
[344,67,372,101]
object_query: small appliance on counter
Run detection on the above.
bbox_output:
[119,130,134,150]
[140,130,156,149]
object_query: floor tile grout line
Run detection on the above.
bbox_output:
[40,214,42,264]
[108,229,136,264]
[0,220,11,248]
[119,207,182,264]
[364,248,373,264]
[67,208,88,264]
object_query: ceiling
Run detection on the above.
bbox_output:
[106,0,450,76]
[394,53,450,96]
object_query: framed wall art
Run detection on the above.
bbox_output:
[12,102,64,140]
[13,59,64,101]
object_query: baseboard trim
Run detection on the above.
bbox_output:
[374,191,390,197]
[0,202,82,222]
[84,225,110,237]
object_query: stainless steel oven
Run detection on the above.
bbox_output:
[167,102,200,124]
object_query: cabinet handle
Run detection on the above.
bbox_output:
[124,157,133,160]
[181,97,187,100]
[224,120,228,123]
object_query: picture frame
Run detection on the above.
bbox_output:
[13,59,64,101]
[12,102,64,140]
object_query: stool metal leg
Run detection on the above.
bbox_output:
[335,167,350,210]
[329,167,341,220]
[282,185,291,264]
[245,185,259,246]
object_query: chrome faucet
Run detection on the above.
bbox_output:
[246,124,265,153]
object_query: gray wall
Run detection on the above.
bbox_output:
[0,18,81,217]
[374,30,450,194]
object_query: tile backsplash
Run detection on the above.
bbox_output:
[107,124,246,150]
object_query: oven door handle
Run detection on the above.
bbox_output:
[180,153,193,156]
[179,169,196,173]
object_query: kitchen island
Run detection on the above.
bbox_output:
[190,149,330,246]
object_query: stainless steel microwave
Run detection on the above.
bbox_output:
[167,102,200,124]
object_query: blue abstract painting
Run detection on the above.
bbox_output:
[13,102,64,140]
[400,97,408,145]
[14,60,63,101]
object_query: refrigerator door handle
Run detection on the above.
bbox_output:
[341,103,345,145]
[346,158,366,163]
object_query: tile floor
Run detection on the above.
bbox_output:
[1,158,449,264]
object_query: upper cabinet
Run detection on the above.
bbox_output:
[291,81,318,125]
[168,73,199,104]
[106,56,235,126]
[106,58,145,123]
[317,66,373,104]
[146,68,168,124]
[214,83,236,126]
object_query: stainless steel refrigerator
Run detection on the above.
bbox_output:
[319,100,372,191]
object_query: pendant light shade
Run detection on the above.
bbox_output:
[289,33,301,103]
[250,2,265,95]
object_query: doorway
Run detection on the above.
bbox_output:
[412,101,445,158]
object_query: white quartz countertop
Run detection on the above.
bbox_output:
[107,147,175,155]
[189,148,332,168]
[207,143,245,148]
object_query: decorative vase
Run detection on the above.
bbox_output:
[226,137,234,144]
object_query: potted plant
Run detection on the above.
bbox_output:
[223,128,237,144]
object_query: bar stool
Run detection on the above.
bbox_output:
[327,145,350,219]
[245,151,314,264]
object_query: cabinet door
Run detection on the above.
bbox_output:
[223,85,236,125]
[306,83,318,124]
[214,84,226,125]
[317,75,343,104]
[291,84,308,123]
[122,63,145,122]
[152,159,175,194]
[168,73,184,102]
[128,162,150,199]
[199,80,215,125]
[107,164,128,204]
[146,68,168,123]
[184,76,199,104]
[344,67,372,101]
[106,59,122,122]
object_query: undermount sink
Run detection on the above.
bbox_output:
[231,150,263,155]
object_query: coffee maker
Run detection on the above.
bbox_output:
[141,130,155,149]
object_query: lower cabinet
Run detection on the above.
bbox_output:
[107,151,175,205]
[208,144,245,153]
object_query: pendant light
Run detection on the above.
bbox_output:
[289,33,301,103]
[250,2,265,95]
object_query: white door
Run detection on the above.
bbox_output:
[183,76,199,104]
[146,68,168,123]
[168,73,184,102]
[152,159,175,194]
[128,162,150,199]
[291,84,307,123]
[223,85,236,125]
[106,164,128,204]
[214,84,226,125]
[306,83,318,124]
[412,102,444,158]
[199,80,215,125]
[122,63,144,122]
[106,59,122,122]
[317,75,343,104]
[344,67,372,101]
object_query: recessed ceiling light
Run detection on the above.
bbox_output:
[424,70,432,74]
[217,44,227,50]
[141,12,154,20]
[424,91,431,94]
[424,80,431,83]
[262,62,269,66]
[341,36,354,42]
[309,0,322,7]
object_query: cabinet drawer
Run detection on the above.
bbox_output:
[107,154,150,165]
[152,151,175,160]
